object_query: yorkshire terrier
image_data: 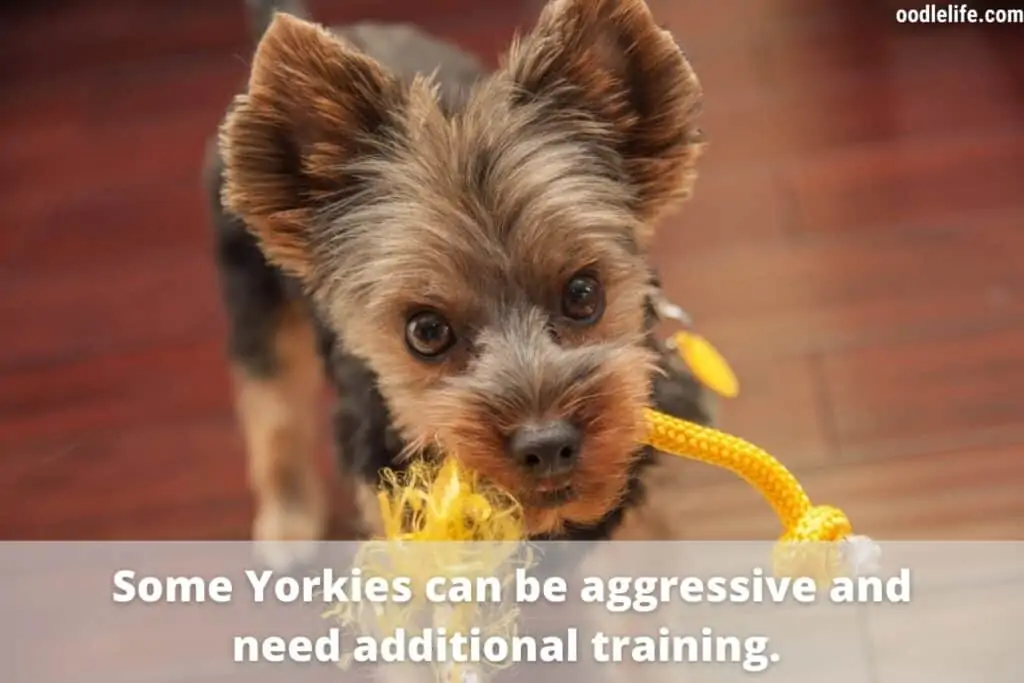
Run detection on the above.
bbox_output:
[204,0,712,567]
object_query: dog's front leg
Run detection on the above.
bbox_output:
[232,300,327,568]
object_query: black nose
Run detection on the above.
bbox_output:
[508,420,581,477]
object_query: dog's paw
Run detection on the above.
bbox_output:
[252,504,326,571]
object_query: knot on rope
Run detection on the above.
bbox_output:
[772,505,853,582]
[783,504,852,544]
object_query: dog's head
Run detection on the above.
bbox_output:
[219,0,704,535]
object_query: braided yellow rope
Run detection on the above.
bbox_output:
[369,407,875,578]
[640,406,876,579]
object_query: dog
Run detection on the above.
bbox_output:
[204,0,712,567]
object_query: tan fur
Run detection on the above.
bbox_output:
[219,0,703,283]
[234,302,326,545]
[219,0,705,539]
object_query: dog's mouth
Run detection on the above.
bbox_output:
[523,484,577,509]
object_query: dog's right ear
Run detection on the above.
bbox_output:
[501,0,703,240]
[219,13,404,280]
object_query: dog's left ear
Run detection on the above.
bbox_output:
[219,13,405,282]
[503,0,704,234]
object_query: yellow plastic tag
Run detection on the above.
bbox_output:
[673,331,740,398]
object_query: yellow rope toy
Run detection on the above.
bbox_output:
[367,385,878,579]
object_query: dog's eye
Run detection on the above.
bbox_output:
[562,273,605,324]
[405,310,456,359]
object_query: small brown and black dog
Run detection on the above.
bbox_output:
[205,0,712,566]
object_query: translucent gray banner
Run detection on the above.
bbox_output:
[1,541,1020,683]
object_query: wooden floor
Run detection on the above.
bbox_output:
[1,0,1022,541]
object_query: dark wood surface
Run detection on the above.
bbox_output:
[2,0,1022,541]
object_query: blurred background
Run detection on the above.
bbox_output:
[1,0,1021,541]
